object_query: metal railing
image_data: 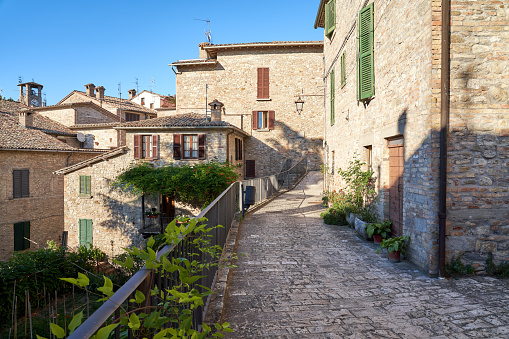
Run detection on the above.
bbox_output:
[241,157,308,206]
[69,157,308,338]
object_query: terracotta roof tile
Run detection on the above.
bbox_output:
[116,113,231,128]
[69,91,158,115]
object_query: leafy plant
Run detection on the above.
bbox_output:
[337,156,376,211]
[320,207,348,225]
[144,209,160,217]
[47,218,235,338]
[377,236,410,255]
[485,252,509,278]
[360,208,377,223]
[366,220,392,238]
[446,255,475,277]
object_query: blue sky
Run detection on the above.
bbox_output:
[0,0,323,105]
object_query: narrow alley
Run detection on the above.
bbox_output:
[221,172,509,338]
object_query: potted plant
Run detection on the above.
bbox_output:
[366,220,392,244]
[377,235,410,262]
[144,208,160,218]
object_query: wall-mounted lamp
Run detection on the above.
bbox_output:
[295,95,304,114]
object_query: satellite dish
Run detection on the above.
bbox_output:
[77,133,86,142]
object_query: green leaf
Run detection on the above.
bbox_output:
[97,276,114,297]
[128,312,141,330]
[148,247,157,261]
[60,277,78,285]
[50,323,66,339]
[77,272,90,287]
[154,329,169,339]
[90,324,119,339]
[68,311,83,334]
[147,236,155,249]
[36,336,48,339]
[129,290,146,304]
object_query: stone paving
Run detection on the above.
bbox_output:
[221,171,509,338]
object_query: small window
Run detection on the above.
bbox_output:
[134,135,159,160]
[14,221,30,251]
[125,113,140,121]
[325,0,336,38]
[173,134,206,160]
[79,219,93,247]
[142,135,153,158]
[235,138,243,161]
[141,98,145,106]
[252,111,275,130]
[13,169,29,198]
[365,146,373,172]
[79,175,91,196]
[150,103,154,109]
[257,68,269,99]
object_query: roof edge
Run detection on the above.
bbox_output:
[315,0,326,29]
[54,146,128,175]
[203,41,323,51]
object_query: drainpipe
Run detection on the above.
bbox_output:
[66,151,74,167]
[438,0,451,278]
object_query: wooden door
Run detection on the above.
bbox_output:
[161,195,175,223]
[389,140,404,236]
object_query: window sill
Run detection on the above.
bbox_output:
[79,195,93,199]
[256,98,271,101]
[255,128,271,132]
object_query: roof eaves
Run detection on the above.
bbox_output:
[53,146,127,175]
[315,0,326,29]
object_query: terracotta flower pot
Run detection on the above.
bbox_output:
[373,234,383,244]
[146,215,158,219]
[387,250,401,262]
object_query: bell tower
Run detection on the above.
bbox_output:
[18,82,43,107]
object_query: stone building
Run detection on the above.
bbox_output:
[56,110,248,256]
[171,41,324,177]
[315,0,508,275]
[0,100,104,260]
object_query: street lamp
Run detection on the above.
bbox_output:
[295,95,304,114]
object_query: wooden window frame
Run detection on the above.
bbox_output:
[183,134,199,159]
[252,111,275,130]
[257,68,270,99]
[14,221,30,251]
[79,175,91,196]
[13,169,29,199]
[173,134,206,160]
[125,113,140,122]
[134,134,159,160]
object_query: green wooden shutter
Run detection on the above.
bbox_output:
[23,222,30,250]
[358,3,374,100]
[14,221,30,251]
[330,69,335,126]
[325,0,336,38]
[341,52,346,88]
[79,219,93,247]
[79,175,91,195]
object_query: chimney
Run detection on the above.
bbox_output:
[199,42,210,59]
[95,86,105,101]
[128,89,137,100]
[19,110,34,127]
[208,99,224,122]
[85,83,95,97]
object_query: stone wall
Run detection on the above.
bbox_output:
[446,0,509,265]
[36,107,76,126]
[0,150,97,260]
[175,45,324,177]
[74,127,120,149]
[75,106,117,125]
[322,0,438,275]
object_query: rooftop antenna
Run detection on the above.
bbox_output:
[43,92,47,106]
[133,78,139,93]
[150,77,155,93]
[194,18,212,43]
[18,76,23,84]
[118,82,122,112]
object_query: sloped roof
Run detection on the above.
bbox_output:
[0,100,76,136]
[315,0,326,29]
[115,113,250,136]
[201,40,323,59]
[54,146,128,175]
[57,91,158,115]
[32,101,124,123]
[0,113,78,151]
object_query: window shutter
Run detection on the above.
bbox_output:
[245,160,255,178]
[257,68,269,99]
[86,176,91,195]
[152,135,159,160]
[341,52,346,88]
[257,68,263,98]
[23,222,30,250]
[86,219,93,246]
[252,111,258,130]
[79,219,92,247]
[268,111,275,130]
[21,170,29,197]
[198,134,206,160]
[325,0,336,38]
[240,139,243,160]
[173,134,182,160]
[358,3,374,100]
[79,176,84,195]
[134,135,141,159]
[330,70,335,125]
[13,170,21,199]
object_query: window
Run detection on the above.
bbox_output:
[125,113,140,121]
[357,3,375,101]
[79,175,91,196]
[257,68,269,99]
[141,98,145,106]
[341,52,346,88]
[325,0,336,38]
[245,160,255,178]
[251,111,275,130]
[235,138,243,161]
[79,219,93,247]
[150,103,154,109]
[330,70,335,125]
[365,146,373,172]
[13,169,29,198]
[14,221,30,251]
[134,135,159,160]
[173,134,206,160]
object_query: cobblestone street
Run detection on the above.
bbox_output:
[221,171,509,338]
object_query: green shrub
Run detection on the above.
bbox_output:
[446,255,475,277]
[486,252,509,278]
[320,207,348,225]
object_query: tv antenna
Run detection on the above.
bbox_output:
[18,76,23,84]
[43,92,47,106]
[133,78,139,93]
[194,18,212,43]
[150,77,155,92]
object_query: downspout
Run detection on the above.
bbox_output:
[438,0,451,278]
[66,151,74,167]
